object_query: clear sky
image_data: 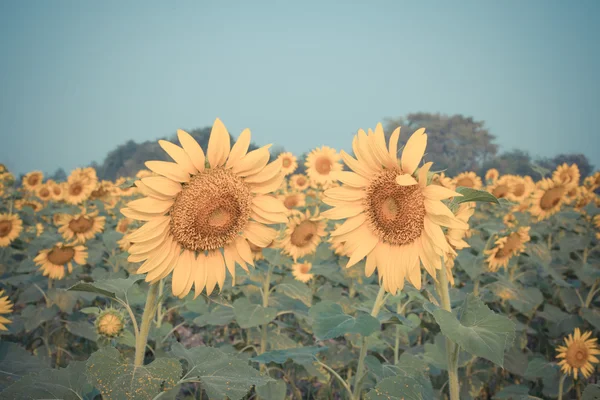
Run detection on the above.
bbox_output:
[0,0,598,177]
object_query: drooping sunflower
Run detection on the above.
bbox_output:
[556,328,599,379]
[553,163,580,189]
[0,290,13,331]
[58,209,106,243]
[291,262,314,283]
[64,169,97,205]
[0,213,23,247]
[279,191,306,212]
[485,168,499,183]
[529,178,566,221]
[22,171,44,192]
[34,242,88,280]
[14,199,43,212]
[289,174,310,191]
[121,119,287,298]
[305,146,343,185]
[277,152,298,176]
[486,175,512,200]
[323,123,467,294]
[279,209,326,260]
[453,171,483,190]
[90,180,115,201]
[485,227,531,272]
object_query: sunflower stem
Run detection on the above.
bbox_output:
[557,374,567,400]
[259,263,275,373]
[352,285,387,400]
[134,282,159,367]
[155,279,164,329]
[436,267,460,400]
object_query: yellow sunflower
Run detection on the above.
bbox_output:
[289,174,310,191]
[279,209,326,261]
[573,187,595,211]
[0,290,13,331]
[431,172,456,191]
[64,169,97,205]
[136,169,154,179]
[116,217,133,234]
[277,152,298,176]
[446,203,475,250]
[529,178,566,221]
[58,209,106,243]
[323,123,467,294]
[305,146,343,185]
[506,175,534,203]
[329,223,350,257]
[485,227,530,272]
[22,171,44,192]
[279,191,306,212]
[583,172,600,191]
[553,163,580,189]
[47,180,64,201]
[503,213,517,228]
[90,180,115,201]
[14,199,43,212]
[34,242,88,280]
[453,171,483,190]
[248,240,275,261]
[121,118,288,298]
[35,183,53,202]
[556,328,599,379]
[0,213,23,247]
[96,309,126,338]
[485,168,499,183]
[291,262,314,283]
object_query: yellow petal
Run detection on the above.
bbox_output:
[331,213,367,237]
[135,180,172,201]
[145,161,190,183]
[232,146,272,177]
[177,129,205,172]
[418,162,433,187]
[235,236,255,267]
[345,226,379,268]
[244,159,282,184]
[321,204,364,220]
[250,172,284,195]
[244,221,277,247]
[396,174,418,186]
[340,150,372,178]
[330,171,370,188]
[141,176,182,197]
[172,250,193,298]
[159,140,198,175]
[324,187,365,201]
[127,197,173,214]
[252,194,288,214]
[388,127,401,164]
[193,252,207,298]
[251,204,288,224]
[126,216,170,242]
[401,128,427,175]
[120,207,162,221]
[207,118,231,168]
[226,128,251,168]
[423,185,462,200]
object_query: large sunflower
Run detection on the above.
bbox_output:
[305,146,343,185]
[485,227,530,272]
[277,152,298,176]
[289,174,310,191]
[22,171,44,192]
[0,213,23,247]
[556,328,599,379]
[279,209,326,260]
[529,178,566,221]
[552,163,580,189]
[323,123,467,294]
[121,119,287,298]
[58,209,106,243]
[34,242,88,280]
[0,290,13,331]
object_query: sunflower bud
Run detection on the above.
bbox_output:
[95,308,126,338]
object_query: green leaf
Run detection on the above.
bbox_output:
[79,306,101,315]
[256,380,287,400]
[365,374,430,400]
[251,346,327,364]
[233,298,277,329]
[425,294,516,367]
[86,347,182,400]
[582,384,600,400]
[68,275,144,301]
[508,287,544,315]
[193,304,235,327]
[493,384,530,399]
[0,361,92,400]
[275,277,312,307]
[170,342,272,400]
[0,342,51,390]
[66,320,99,342]
[455,187,499,204]
[524,356,555,380]
[581,307,600,331]
[456,251,485,280]
[47,289,79,313]
[21,304,60,332]
[309,301,380,340]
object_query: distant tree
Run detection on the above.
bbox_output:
[48,167,67,182]
[480,149,537,177]
[384,113,498,176]
[537,153,594,179]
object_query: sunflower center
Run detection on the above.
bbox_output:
[456,177,474,188]
[39,188,50,197]
[296,176,307,186]
[282,158,292,168]
[300,264,311,274]
[315,156,332,175]
[70,183,83,196]
[365,170,426,245]
[0,221,12,238]
[567,343,589,368]
[540,187,564,210]
[99,314,123,335]
[492,184,510,199]
[169,168,252,251]
[47,246,75,265]
[495,232,522,259]
[512,183,525,197]
[284,195,298,209]
[290,220,318,248]
[68,216,94,233]
[53,186,62,195]
[28,175,40,186]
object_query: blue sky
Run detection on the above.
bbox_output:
[0,0,598,177]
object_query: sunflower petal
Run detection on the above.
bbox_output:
[226,128,251,168]
[145,161,190,183]
[177,129,205,172]
[159,140,198,174]
[401,128,427,175]
[207,118,231,168]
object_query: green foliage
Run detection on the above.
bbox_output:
[68,274,144,301]
[251,346,327,364]
[233,297,277,329]
[309,301,380,340]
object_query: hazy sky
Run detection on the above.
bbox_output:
[1,0,599,177]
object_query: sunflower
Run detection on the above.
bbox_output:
[90,180,115,201]
[277,152,298,176]
[573,187,596,211]
[53,213,69,226]
[506,175,534,203]
[248,240,275,261]
[323,123,467,294]
[583,172,600,191]
[48,180,64,201]
[446,203,475,250]
[64,169,97,205]
[556,328,599,379]
[58,209,106,243]
[35,183,53,202]
[0,213,23,247]
[329,224,349,257]
[503,213,517,228]
[291,262,314,283]
[485,227,530,272]
[553,163,580,189]
[121,118,287,298]
[279,209,326,261]
[95,308,126,338]
[485,168,499,183]
[136,169,154,179]
[116,217,133,234]
[279,191,306,212]
[431,172,456,191]
[453,171,483,190]
[34,242,88,280]
[22,171,43,191]
[305,146,343,186]
[0,290,13,331]
[0,164,5,173]
[529,178,566,221]
[14,199,43,212]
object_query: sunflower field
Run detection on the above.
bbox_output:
[0,119,599,400]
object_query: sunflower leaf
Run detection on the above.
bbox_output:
[365,374,431,400]
[67,275,144,301]
[233,298,277,329]
[275,277,312,307]
[309,301,380,340]
[86,347,181,400]
[251,346,327,364]
[424,294,516,367]
[454,187,500,204]
[582,384,600,400]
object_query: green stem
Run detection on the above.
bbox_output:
[393,302,404,365]
[134,283,159,366]
[436,267,460,400]
[557,374,567,400]
[316,360,354,400]
[156,279,165,328]
[352,285,387,400]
